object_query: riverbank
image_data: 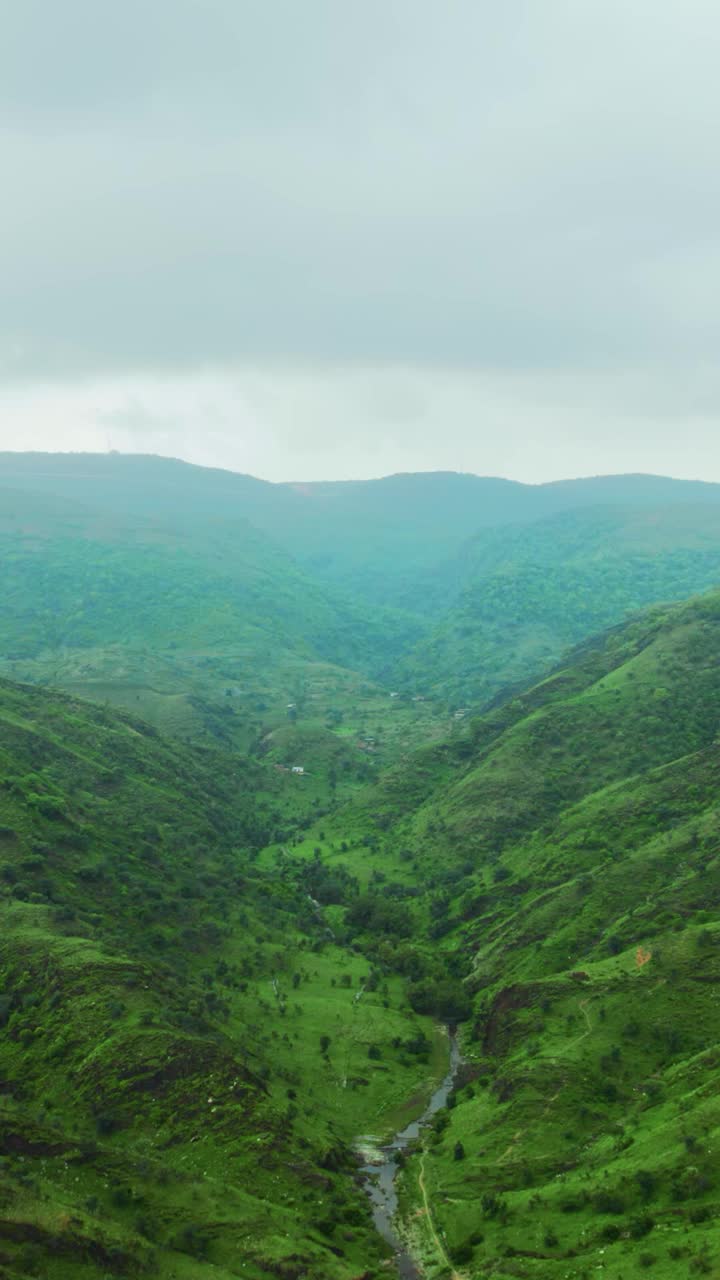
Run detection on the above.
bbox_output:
[357,1028,463,1279]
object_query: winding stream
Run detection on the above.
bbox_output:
[357,1032,462,1279]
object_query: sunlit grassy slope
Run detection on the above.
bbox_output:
[281,591,720,1276]
[0,677,447,1279]
[3,455,720,1276]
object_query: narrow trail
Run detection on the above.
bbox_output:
[496,997,593,1166]
[495,953,654,1167]
[417,1151,464,1280]
[575,996,592,1039]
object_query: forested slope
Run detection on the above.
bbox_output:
[395,504,720,704]
[0,679,442,1280]
[285,592,720,1277]
[3,455,720,725]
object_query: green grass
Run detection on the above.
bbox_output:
[3,457,720,1276]
[0,677,449,1279]
[279,591,720,1277]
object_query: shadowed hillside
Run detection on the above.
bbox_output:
[2,455,720,726]
[395,503,720,704]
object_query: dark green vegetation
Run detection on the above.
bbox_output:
[0,677,448,1278]
[288,591,720,1277]
[396,503,720,704]
[3,455,720,734]
[2,454,720,1278]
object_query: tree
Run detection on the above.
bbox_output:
[408,977,473,1023]
[454,1141,465,1161]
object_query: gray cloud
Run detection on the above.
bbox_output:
[3,364,719,484]
[1,2,719,477]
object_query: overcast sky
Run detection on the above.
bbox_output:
[2,0,720,482]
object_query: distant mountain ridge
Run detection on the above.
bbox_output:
[395,501,720,703]
[2,452,720,596]
[1,453,719,717]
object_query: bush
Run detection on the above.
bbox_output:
[408,976,472,1022]
[601,1224,621,1242]
[450,1242,474,1265]
[635,1169,657,1201]
[594,1191,625,1215]
[481,1193,505,1218]
[629,1214,655,1239]
[175,1225,209,1259]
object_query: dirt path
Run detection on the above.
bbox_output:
[496,997,594,1166]
[417,1151,464,1280]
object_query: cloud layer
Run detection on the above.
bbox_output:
[2,2,719,478]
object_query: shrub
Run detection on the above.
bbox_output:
[450,1242,474,1265]
[601,1224,621,1242]
[175,1225,209,1258]
[594,1191,625,1215]
[635,1169,657,1201]
[629,1214,655,1239]
[481,1193,505,1218]
[95,1112,118,1136]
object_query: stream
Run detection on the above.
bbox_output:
[357,1032,463,1279]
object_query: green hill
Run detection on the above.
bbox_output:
[280,591,720,1277]
[4,454,720,616]
[276,472,720,612]
[0,677,448,1279]
[395,504,720,704]
[0,481,415,670]
[3,455,720,1276]
[0,477,434,783]
[3,455,720,724]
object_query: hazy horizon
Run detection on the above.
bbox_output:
[0,443,715,491]
[3,3,720,483]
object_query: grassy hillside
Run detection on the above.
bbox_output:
[4,453,720,616]
[274,592,720,1277]
[0,479,443,785]
[3,457,720,1276]
[277,472,720,612]
[396,504,720,705]
[0,676,455,1279]
[0,483,417,670]
[3,456,720,723]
